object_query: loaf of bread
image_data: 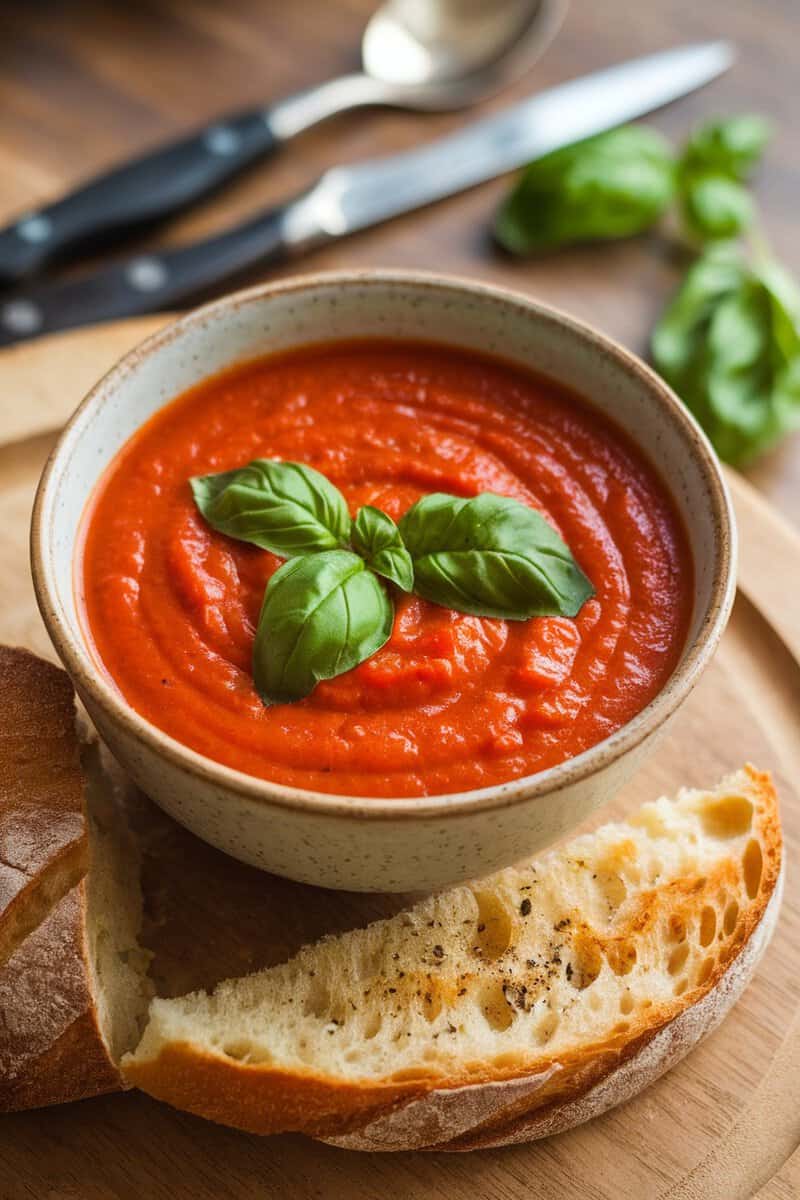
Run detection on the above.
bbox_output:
[0,649,151,1111]
[124,765,782,1150]
[0,647,88,966]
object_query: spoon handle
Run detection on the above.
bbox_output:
[0,108,281,286]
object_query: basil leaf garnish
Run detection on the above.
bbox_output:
[351,506,414,592]
[494,125,675,256]
[653,246,800,464]
[253,551,393,705]
[399,492,594,619]
[192,462,595,702]
[190,460,350,557]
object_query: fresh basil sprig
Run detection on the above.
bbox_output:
[494,110,798,465]
[400,492,594,619]
[653,245,800,464]
[191,460,593,704]
[494,125,676,255]
[191,459,350,556]
[253,551,393,706]
[494,115,772,255]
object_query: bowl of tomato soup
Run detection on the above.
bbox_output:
[32,273,735,892]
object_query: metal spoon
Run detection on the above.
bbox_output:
[0,0,566,285]
[273,0,567,133]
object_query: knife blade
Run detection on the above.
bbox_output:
[282,40,735,247]
[0,42,734,347]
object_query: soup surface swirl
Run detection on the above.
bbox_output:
[81,341,692,797]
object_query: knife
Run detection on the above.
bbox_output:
[0,42,734,347]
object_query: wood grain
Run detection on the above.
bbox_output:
[725,469,800,655]
[0,3,799,1191]
[0,316,168,447]
[0,323,798,1199]
[755,1144,800,1199]
[0,0,798,522]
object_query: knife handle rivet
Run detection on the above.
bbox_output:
[16,214,53,244]
[126,257,168,292]
[1,299,43,335]
[204,126,241,157]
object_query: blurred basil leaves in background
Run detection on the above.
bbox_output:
[496,114,800,465]
[494,126,675,255]
[653,246,800,465]
[677,114,771,241]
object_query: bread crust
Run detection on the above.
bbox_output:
[0,883,121,1112]
[125,767,782,1149]
[0,646,87,967]
[337,857,785,1151]
[0,649,138,1112]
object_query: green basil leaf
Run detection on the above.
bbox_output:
[706,266,800,461]
[494,125,676,255]
[253,551,393,705]
[351,506,414,591]
[681,173,754,241]
[652,247,800,464]
[651,243,747,383]
[680,115,771,182]
[759,260,800,360]
[772,357,800,433]
[399,492,594,619]
[191,459,350,556]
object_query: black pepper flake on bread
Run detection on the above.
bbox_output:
[123,766,782,1151]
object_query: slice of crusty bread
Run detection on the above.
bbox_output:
[0,647,88,966]
[0,666,152,1113]
[0,645,783,1142]
[123,765,782,1150]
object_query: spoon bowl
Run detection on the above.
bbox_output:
[268,0,567,137]
[361,0,567,101]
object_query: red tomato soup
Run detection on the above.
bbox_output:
[80,341,692,797]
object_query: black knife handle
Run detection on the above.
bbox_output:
[0,109,277,285]
[0,206,288,346]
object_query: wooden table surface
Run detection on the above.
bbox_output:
[0,7,799,1196]
[0,0,798,522]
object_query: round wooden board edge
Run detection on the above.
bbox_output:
[0,315,175,449]
[1,318,798,1197]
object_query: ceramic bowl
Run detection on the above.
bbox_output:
[31,272,736,892]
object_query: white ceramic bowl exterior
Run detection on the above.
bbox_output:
[32,273,736,891]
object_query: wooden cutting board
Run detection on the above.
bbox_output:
[0,319,798,1200]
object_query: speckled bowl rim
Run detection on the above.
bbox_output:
[31,270,737,822]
